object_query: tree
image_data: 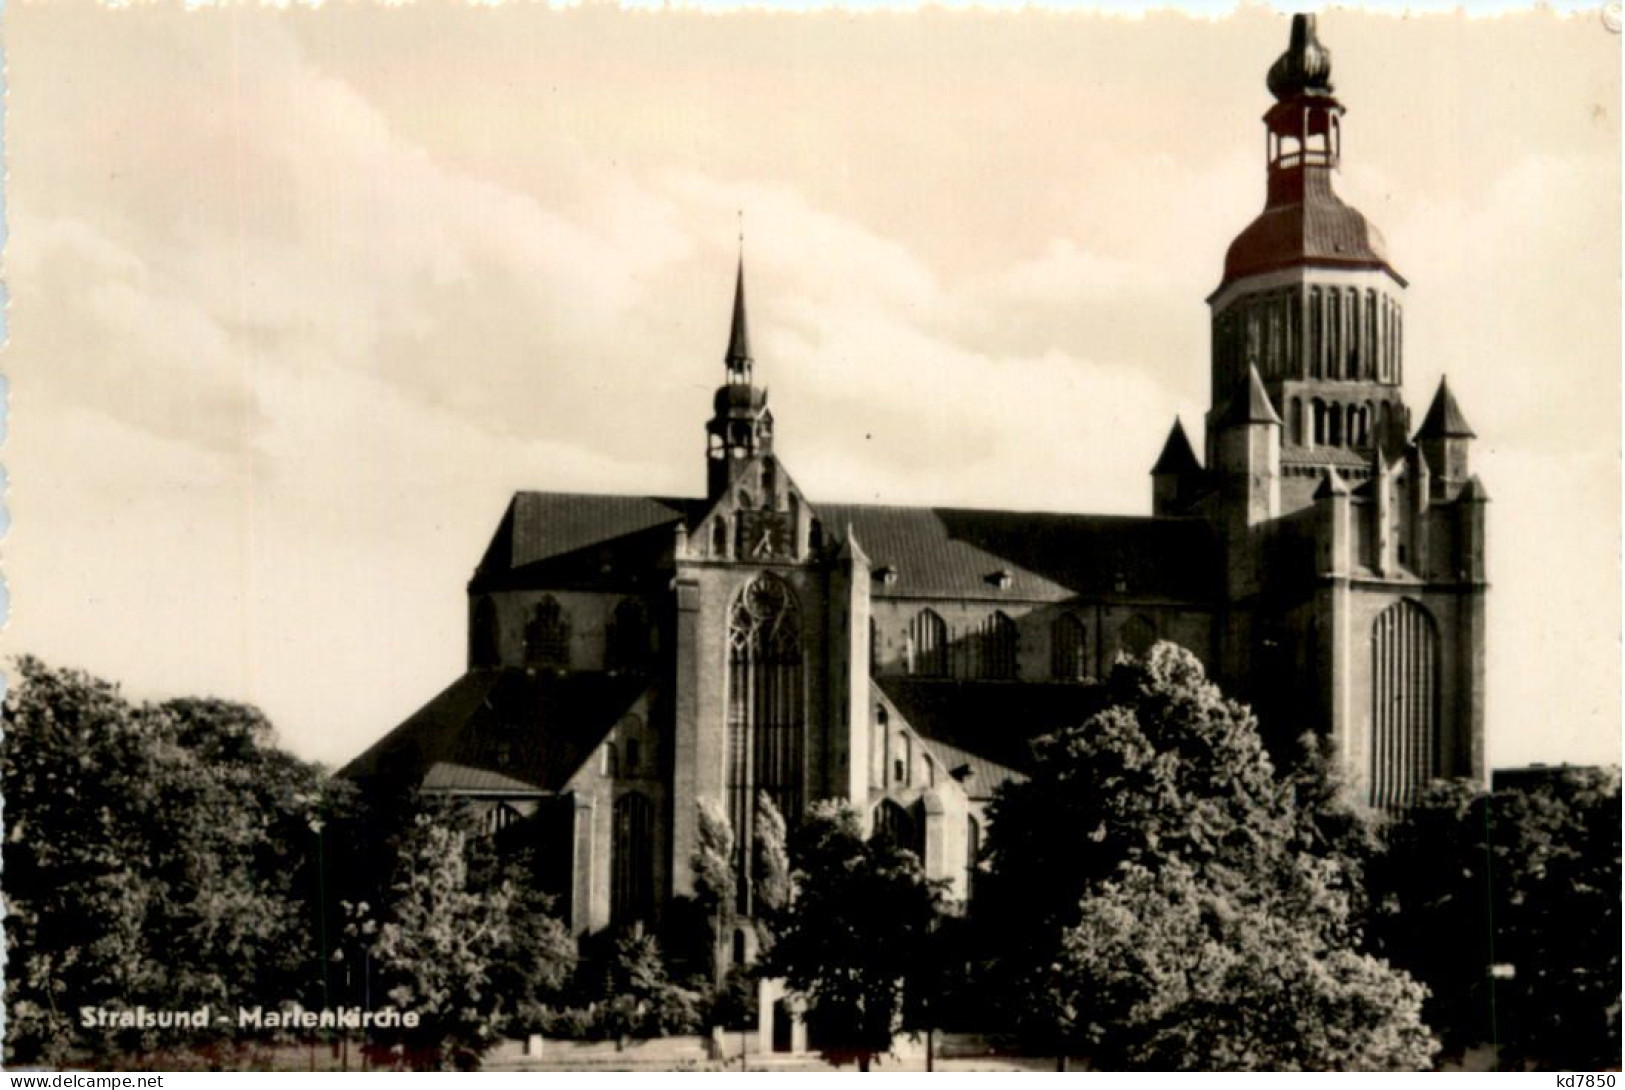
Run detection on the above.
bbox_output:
[2,657,332,1067]
[343,799,576,1070]
[1371,771,1622,1069]
[1058,861,1432,1070]
[751,791,791,950]
[761,800,948,1071]
[690,799,736,985]
[586,930,705,1043]
[981,642,1433,1070]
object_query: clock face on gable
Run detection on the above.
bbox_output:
[738,510,791,559]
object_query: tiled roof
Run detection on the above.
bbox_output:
[341,669,649,794]
[1220,170,1399,290]
[1281,444,1372,469]
[822,504,1220,603]
[472,492,692,590]
[876,677,1107,799]
[471,491,1220,604]
[422,761,548,795]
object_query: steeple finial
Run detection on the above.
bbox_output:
[1267,13,1334,101]
[725,252,752,374]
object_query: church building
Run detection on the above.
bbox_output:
[343,15,1488,939]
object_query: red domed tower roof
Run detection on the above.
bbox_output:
[1213,14,1404,297]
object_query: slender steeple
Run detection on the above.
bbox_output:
[706,256,773,499]
[725,257,753,382]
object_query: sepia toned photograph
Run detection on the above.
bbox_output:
[2,0,1619,1074]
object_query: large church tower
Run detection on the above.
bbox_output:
[1157,14,1488,808]
[1206,13,1411,512]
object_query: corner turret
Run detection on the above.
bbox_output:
[1415,376,1476,500]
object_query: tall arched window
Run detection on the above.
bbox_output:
[1119,614,1157,659]
[1370,600,1440,810]
[1050,613,1088,680]
[607,598,652,672]
[470,596,499,668]
[727,574,805,909]
[525,596,571,667]
[1328,291,1342,379]
[980,612,1018,679]
[612,792,655,925]
[1365,290,1380,379]
[712,517,729,558]
[1311,399,1327,447]
[909,609,949,677]
[1308,287,1323,377]
[1290,398,1305,446]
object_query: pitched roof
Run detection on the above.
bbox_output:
[472,492,691,589]
[1415,377,1476,440]
[1149,418,1203,476]
[876,677,1108,799]
[422,761,549,796]
[821,504,1220,603]
[341,669,649,794]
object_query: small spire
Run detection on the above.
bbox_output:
[1150,418,1203,476]
[1267,13,1334,101]
[1416,376,1476,440]
[1314,466,1351,500]
[725,255,752,371]
[1215,364,1283,429]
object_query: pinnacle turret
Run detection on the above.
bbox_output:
[1415,376,1476,440]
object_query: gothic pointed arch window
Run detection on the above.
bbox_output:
[909,609,949,677]
[979,612,1018,679]
[712,517,729,558]
[1051,612,1088,680]
[524,596,571,668]
[726,573,805,909]
[608,598,652,673]
[612,791,655,925]
[470,595,499,668]
[1370,600,1441,810]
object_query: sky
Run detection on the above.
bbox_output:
[4,2,1618,772]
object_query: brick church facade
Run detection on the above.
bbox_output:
[344,15,1488,938]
